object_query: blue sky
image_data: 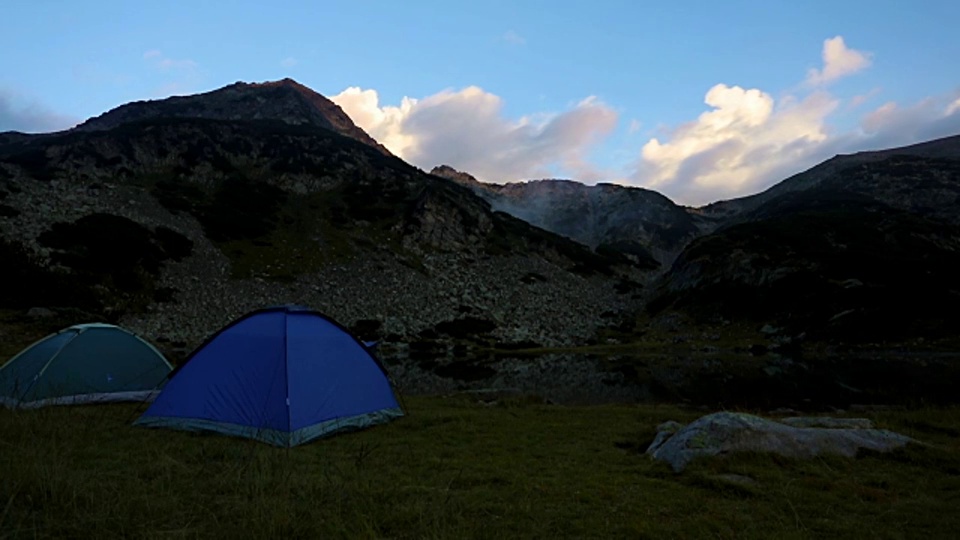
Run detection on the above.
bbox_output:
[2,1,959,205]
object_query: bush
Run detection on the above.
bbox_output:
[33,214,194,315]
[0,238,99,311]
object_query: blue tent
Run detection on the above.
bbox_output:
[134,306,402,447]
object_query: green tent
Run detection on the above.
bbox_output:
[0,323,173,409]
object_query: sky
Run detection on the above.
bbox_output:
[2,1,959,206]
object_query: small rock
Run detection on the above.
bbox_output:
[26,307,56,319]
[829,309,857,322]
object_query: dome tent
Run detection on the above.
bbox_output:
[0,323,173,409]
[135,305,403,447]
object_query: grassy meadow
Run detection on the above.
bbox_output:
[3,310,960,537]
[2,395,960,539]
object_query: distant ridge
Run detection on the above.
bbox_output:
[431,164,702,266]
[700,133,960,219]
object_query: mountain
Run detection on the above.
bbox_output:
[73,78,392,156]
[3,77,958,352]
[0,80,650,353]
[431,165,705,267]
[647,134,960,344]
[700,134,960,222]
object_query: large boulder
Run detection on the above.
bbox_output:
[647,412,914,472]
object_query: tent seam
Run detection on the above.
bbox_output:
[24,328,81,401]
[284,308,292,438]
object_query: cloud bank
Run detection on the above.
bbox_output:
[141,49,205,98]
[501,30,526,46]
[631,36,960,205]
[332,86,618,182]
[143,50,199,71]
[858,93,960,148]
[330,36,960,206]
[633,85,841,204]
[0,89,78,133]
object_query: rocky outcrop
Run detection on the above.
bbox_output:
[400,182,494,251]
[430,165,484,188]
[432,165,703,267]
[646,412,914,472]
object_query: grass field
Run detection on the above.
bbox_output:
[2,396,960,539]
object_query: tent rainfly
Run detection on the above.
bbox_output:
[135,305,403,447]
[0,323,173,409]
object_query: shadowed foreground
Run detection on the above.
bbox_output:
[2,397,960,538]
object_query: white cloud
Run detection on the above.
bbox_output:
[858,92,960,148]
[331,87,419,158]
[862,102,899,131]
[141,49,204,98]
[142,49,198,71]
[501,30,526,46]
[623,37,960,205]
[0,88,78,133]
[633,84,839,204]
[330,36,955,207]
[806,36,871,86]
[280,57,298,68]
[947,96,960,116]
[848,87,881,109]
[331,86,617,182]
[630,85,960,205]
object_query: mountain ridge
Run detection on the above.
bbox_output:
[2,78,959,350]
[0,83,649,352]
[700,134,960,220]
[71,78,392,156]
[431,165,715,267]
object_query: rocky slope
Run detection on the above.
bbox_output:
[0,81,651,355]
[3,77,958,355]
[646,135,960,344]
[431,165,704,267]
[700,134,960,222]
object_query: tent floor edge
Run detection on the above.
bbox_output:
[291,407,405,446]
[134,407,405,448]
[2,390,162,410]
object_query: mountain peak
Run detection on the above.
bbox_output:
[72,79,391,155]
[229,77,311,93]
[431,164,484,186]
[249,77,305,88]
